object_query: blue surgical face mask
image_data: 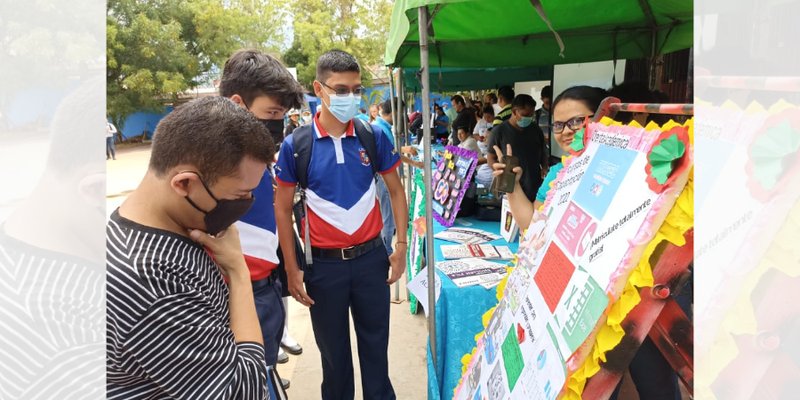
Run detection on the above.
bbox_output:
[517,116,533,128]
[323,93,359,123]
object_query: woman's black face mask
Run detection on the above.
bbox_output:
[183,172,254,236]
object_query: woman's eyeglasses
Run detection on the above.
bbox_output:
[553,115,592,134]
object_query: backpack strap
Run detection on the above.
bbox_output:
[291,125,314,190]
[288,125,314,266]
[353,118,380,176]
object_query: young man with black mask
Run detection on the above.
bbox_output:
[219,49,305,392]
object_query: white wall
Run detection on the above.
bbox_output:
[549,60,626,158]
[513,80,553,109]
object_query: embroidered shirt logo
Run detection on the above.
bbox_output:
[359,148,371,166]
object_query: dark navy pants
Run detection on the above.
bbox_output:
[304,245,396,400]
[253,273,285,366]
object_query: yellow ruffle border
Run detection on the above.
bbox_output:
[694,99,798,399]
[456,118,694,399]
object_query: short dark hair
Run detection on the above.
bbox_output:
[553,85,608,115]
[380,100,392,115]
[316,49,360,82]
[511,94,536,111]
[482,105,495,116]
[450,95,466,106]
[149,96,274,185]
[498,86,515,102]
[219,49,304,110]
[540,85,553,99]
[486,93,498,103]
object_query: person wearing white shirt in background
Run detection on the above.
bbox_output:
[106,120,117,160]
[457,126,481,158]
[473,105,495,154]
[484,92,501,116]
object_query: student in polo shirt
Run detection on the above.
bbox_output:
[219,49,305,392]
[493,85,515,126]
[274,49,408,400]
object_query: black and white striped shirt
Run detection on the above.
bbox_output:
[0,228,104,399]
[107,210,268,400]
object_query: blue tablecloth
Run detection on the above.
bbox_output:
[426,217,518,400]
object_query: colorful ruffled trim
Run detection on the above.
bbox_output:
[564,119,694,399]
[456,118,694,399]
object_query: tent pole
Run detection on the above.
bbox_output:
[418,5,437,368]
[389,68,400,169]
[399,69,413,205]
[388,68,402,303]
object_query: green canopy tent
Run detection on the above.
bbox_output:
[385,0,693,368]
[401,66,553,92]
[385,0,692,69]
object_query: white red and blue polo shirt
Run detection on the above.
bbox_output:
[235,169,279,281]
[275,113,401,249]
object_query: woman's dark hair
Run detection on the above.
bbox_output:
[607,81,656,123]
[552,86,608,115]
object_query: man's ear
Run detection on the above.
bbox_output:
[230,94,246,109]
[312,80,324,98]
[170,171,200,197]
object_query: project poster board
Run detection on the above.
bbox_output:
[454,119,692,400]
[432,145,479,226]
[406,169,426,314]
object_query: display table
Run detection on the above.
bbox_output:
[426,217,519,400]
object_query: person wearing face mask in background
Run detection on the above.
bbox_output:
[486,94,548,202]
[274,49,408,400]
[301,110,313,125]
[220,48,305,393]
[107,97,272,399]
[492,86,606,230]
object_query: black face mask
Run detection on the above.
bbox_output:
[183,172,255,236]
[240,98,285,140]
[260,118,284,140]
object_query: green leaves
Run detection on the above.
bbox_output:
[284,0,393,88]
[106,0,285,129]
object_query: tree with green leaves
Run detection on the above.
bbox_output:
[106,0,286,131]
[283,0,393,89]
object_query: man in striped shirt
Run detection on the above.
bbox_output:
[493,85,515,126]
[107,97,273,399]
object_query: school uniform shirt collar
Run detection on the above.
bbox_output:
[313,111,355,139]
